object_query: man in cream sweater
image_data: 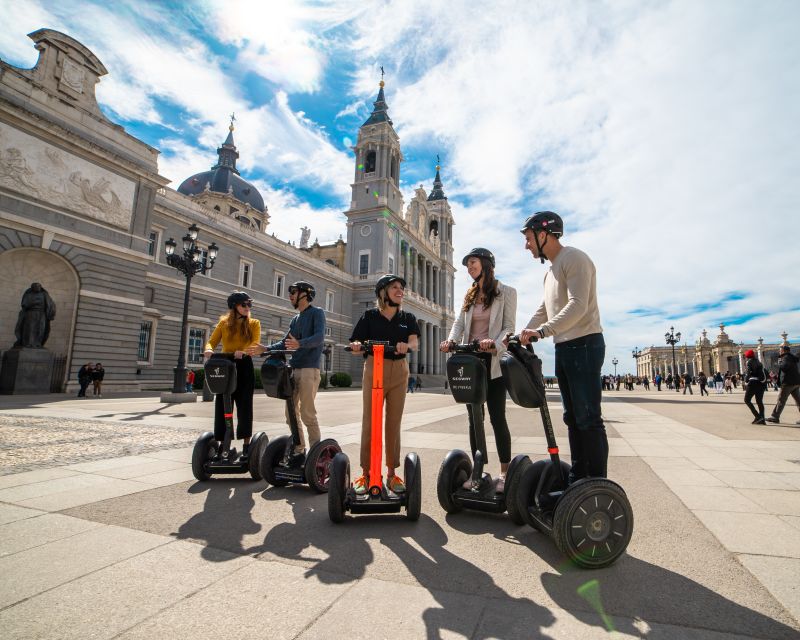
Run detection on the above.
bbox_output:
[518,211,608,484]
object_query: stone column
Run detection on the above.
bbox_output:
[757,337,764,363]
[418,320,426,374]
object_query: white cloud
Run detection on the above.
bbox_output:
[342,0,800,369]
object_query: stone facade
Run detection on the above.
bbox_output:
[634,325,791,378]
[0,29,455,392]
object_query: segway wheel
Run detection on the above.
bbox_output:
[248,432,267,481]
[552,479,633,569]
[436,450,472,514]
[404,452,422,521]
[191,432,217,481]
[504,455,532,526]
[515,459,571,532]
[260,435,292,487]
[305,438,342,493]
[328,452,349,523]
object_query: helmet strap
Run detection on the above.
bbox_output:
[534,231,547,264]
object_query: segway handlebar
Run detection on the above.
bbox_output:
[345,340,397,355]
[261,349,297,355]
[445,340,495,353]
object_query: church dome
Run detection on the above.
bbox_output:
[177,125,265,212]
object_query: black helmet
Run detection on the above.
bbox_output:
[520,211,564,237]
[375,274,406,297]
[227,291,253,308]
[289,281,316,301]
[462,247,495,268]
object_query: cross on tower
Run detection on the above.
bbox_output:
[229,112,236,129]
[380,66,385,80]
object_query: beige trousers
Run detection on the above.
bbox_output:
[285,368,321,452]
[360,356,409,471]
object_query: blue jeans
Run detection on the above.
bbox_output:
[554,333,608,482]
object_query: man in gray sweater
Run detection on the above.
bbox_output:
[519,211,608,484]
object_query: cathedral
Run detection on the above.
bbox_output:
[0,29,455,393]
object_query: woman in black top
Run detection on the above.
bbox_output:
[349,274,420,495]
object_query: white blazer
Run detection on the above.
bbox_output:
[447,281,517,379]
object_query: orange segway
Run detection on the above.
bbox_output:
[328,341,421,522]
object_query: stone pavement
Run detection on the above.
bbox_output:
[0,388,799,639]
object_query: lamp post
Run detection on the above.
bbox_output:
[665,326,681,393]
[631,346,642,377]
[164,224,218,394]
[612,357,618,378]
[322,344,332,389]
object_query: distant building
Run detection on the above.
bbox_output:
[0,29,455,392]
[635,325,791,377]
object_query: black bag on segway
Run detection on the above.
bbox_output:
[204,355,237,396]
[500,342,547,408]
[446,353,488,405]
[261,356,294,400]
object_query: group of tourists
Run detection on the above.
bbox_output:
[204,210,611,495]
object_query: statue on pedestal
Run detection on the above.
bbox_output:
[13,282,56,348]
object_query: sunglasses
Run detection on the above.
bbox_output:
[238,301,253,308]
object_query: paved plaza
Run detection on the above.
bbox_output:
[1,387,799,639]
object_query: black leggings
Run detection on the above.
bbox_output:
[466,359,511,465]
[214,356,255,441]
[744,381,765,419]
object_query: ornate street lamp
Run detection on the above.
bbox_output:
[612,357,619,378]
[164,225,218,394]
[665,326,681,392]
[631,346,642,376]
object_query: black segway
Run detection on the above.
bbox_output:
[328,342,422,522]
[437,341,532,524]
[191,353,267,481]
[504,336,634,568]
[258,350,341,492]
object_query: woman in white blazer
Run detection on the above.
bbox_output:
[440,248,517,492]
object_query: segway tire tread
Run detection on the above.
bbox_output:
[328,452,349,523]
[261,435,292,487]
[191,432,216,481]
[248,432,267,481]
[436,450,472,514]
[505,455,532,525]
[405,453,422,521]
[552,478,633,569]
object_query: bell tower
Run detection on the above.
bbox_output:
[345,71,405,280]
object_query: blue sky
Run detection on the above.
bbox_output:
[2,0,798,373]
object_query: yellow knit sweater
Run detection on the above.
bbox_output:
[205,318,261,353]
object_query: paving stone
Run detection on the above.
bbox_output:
[737,489,800,516]
[0,540,249,640]
[0,512,103,557]
[0,467,78,489]
[0,525,169,608]
[710,470,796,490]
[118,557,350,639]
[652,469,726,487]
[92,458,188,479]
[669,485,766,514]
[0,503,45,525]
[14,477,155,511]
[692,511,800,558]
[738,555,800,627]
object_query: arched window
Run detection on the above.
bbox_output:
[429,219,439,237]
[365,150,376,173]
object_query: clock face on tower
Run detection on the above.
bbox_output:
[360,224,372,237]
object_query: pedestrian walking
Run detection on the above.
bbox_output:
[713,371,724,394]
[682,371,693,395]
[441,247,517,492]
[766,345,800,424]
[724,374,733,394]
[643,375,650,390]
[248,281,326,459]
[520,211,608,483]
[655,373,662,391]
[743,350,767,424]
[185,369,195,393]
[698,371,709,396]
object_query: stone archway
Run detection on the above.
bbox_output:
[0,248,80,389]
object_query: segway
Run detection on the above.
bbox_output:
[258,349,341,492]
[437,341,532,524]
[505,336,634,568]
[191,353,267,481]
[328,341,422,522]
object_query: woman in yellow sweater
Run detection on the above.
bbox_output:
[204,291,261,461]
